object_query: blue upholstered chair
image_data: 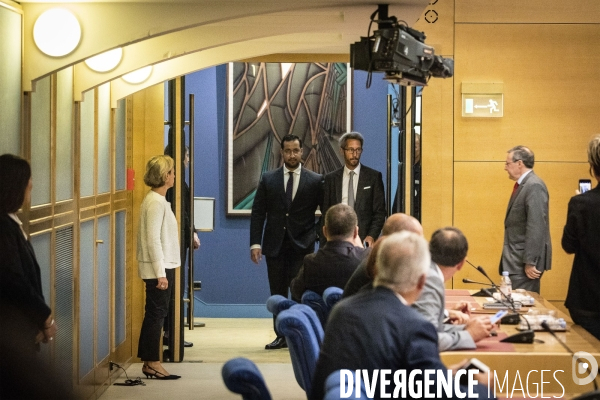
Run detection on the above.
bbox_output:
[222,357,272,400]
[301,290,328,327]
[323,370,367,400]
[276,307,321,395]
[266,294,297,336]
[290,304,324,345]
[323,286,344,312]
[266,294,296,317]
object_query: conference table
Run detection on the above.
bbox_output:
[440,289,600,398]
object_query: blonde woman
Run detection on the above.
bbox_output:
[137,155,181,379]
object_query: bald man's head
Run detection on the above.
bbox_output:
[381,213,423,237]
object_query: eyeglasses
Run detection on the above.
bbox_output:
[505,159,521,166]
[283,148,302,156]
[343,147,363,154]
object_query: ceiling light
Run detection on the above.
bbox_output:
[85,48,123,72]
[33,8,81,57]
[122,66,153,84]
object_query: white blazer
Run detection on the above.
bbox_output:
[137,190,180,279]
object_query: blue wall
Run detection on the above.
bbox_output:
[185,65,389,318]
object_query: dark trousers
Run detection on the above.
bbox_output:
[164,245,189,335]
[570,308,600,341]
[266,236,310,336]
[137,269,175,361]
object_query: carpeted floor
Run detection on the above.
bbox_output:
[100,318,306,400]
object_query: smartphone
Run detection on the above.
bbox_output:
[490,309,508,324]
[460,358,490,373]
[579,179,592,193]
[458,358,490,385]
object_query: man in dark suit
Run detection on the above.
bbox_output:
[250,134,323,349]
[290,204,365,300]
[310,231,494,400]
[501,145,552,293]
[322,132,386,248]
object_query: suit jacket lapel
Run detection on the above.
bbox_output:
[505,171,534,219]
[354,168,368,209]
[294,168,308,206]
[334,168,343,203]
[275,167,287,206]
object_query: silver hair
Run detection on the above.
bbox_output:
[507,145,534,169]
[339,132,364,149]
[374,231,430,294]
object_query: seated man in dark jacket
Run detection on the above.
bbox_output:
[291,204,365,301]
[310,232,495,400]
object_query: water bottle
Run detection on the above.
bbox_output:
[500,271,512,299]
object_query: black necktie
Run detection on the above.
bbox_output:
[286,171,294,209]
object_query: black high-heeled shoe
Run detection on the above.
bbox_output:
[142,365,181,380]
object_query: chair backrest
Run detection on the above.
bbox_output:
[323,287,344,311]
[301,290,328,327]
[266,295,297,316]
[323,370,366,400]
[222,357,272,400]
[290,304,324,345]
[276,308,321,395]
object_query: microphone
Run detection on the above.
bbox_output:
[466,260,534,343]
[462,278,494,287]
[541,321,600,399]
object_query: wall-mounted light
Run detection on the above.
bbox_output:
[122,66,153,84]
[33,8,81,57]
[85,48,123,73]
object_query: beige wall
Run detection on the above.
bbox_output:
[416,0,597,299]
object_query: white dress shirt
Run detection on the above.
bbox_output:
[517,169,532,185]
[341,163,361,205]
[8,213,27,239]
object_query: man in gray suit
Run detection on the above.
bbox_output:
[412,227,494,351]
[501,145,552,293]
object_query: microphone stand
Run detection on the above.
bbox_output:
[541,321,600,400]
[466,260,535,343]
[461,278,497,297]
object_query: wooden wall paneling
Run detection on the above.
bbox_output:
[453,162,508,287]
[454,23,600,162]
[419,76,456,238]
[413,0,455,56]
[455,0,600,24]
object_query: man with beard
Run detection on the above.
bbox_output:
[322,132,386,248]
[250,134,323,349]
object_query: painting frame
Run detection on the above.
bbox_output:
[227,62,352,216]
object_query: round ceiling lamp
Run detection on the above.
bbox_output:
[122,66,153,84]
[33,8,81,57]
[85,48,123,73]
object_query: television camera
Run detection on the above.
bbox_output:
[351,5,454,86]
